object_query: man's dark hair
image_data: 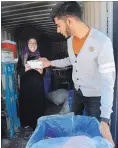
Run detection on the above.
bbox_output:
[50,1,82,22]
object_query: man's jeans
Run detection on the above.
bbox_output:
[72,89,101,121]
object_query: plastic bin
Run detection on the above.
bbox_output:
[26,114,112,148]
[44,68,52,94]
[68,89,74,111]
[44,77,51,94]
[2,40,17,58]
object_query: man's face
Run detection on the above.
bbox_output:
[54,17,71,38]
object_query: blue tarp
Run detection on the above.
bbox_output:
[26,114,113,148]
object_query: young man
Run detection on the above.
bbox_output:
[39,2,115,145]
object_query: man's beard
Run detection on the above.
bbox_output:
[65,25,71,38]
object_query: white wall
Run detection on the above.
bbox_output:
[1,28,14,41]
[83,1,113,40]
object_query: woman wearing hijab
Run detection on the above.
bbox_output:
[17,38,45,130]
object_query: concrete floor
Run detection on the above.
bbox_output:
[1,127,33,148]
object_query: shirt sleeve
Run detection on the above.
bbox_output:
[97,37,116,119]
[51,57,72,67]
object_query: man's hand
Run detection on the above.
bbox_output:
[100,121,115,147]
[38,57,51,68]
[25,64,31,72]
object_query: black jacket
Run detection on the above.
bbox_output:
[17,54,45,77]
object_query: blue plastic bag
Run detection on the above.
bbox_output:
[26,114,113,148]
[30,136,112,148]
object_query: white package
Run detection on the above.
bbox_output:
[27,60,43,69]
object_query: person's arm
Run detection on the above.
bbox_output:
[39,57,71,68]
[97,38,116,121]
[51,57,71,67]
[97,38,115,146]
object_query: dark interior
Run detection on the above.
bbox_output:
[1,1,69,60]
[1,1,118,147]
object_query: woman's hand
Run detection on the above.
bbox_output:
[25,63,43,74]
[35,68,43,74]
[25,64,31,72]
